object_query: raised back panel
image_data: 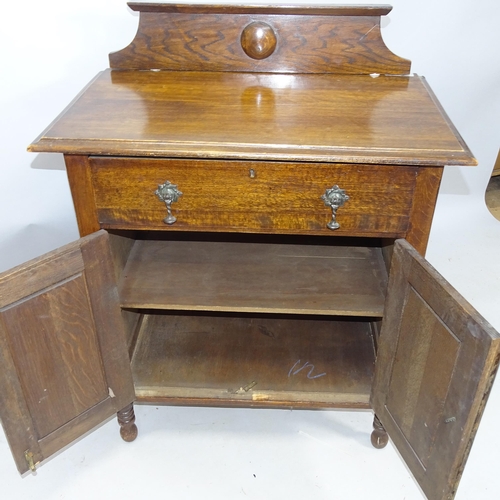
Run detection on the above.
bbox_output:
[110,3,411,74]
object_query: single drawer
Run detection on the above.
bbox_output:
[90,157,417,236]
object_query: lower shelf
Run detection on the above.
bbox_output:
[131,312,376,409]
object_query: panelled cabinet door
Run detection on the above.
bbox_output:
[372,239,500,500]
[0,231,135,474]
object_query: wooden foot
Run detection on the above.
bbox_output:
[117,403,138,442]
[370,414,388,449]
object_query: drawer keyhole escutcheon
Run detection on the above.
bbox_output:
[155,181,183,225]
[321,185,349,230]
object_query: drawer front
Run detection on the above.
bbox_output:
[90,157,417,236]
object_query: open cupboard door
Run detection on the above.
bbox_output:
[372,239,500,500]
[0,231,135,474]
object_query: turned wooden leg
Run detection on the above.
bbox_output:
[370,414,388,449]
[117,403,138,442]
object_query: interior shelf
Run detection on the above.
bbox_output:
[119,239,388,316]
[131,312,376,408]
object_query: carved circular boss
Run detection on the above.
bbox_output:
[241,22,277,60]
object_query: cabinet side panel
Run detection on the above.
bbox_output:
[65,155,100,237]
[107,232,141,351]
[406,167,443,255]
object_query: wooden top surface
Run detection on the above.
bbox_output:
[29,69,476,166]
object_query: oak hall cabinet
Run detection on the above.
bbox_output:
[1,4,498,499]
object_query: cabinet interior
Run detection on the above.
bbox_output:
[108,231,393,409]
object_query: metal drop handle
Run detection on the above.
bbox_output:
[155,181,183,225]
[321,185,349,230]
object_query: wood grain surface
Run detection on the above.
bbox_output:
[90,157,417,237]
[2,275,109,439]
[0,231,134,474]
[406,166,444,255]
[65,155,100,236]
[29,71,476,166]
[15,4,487,490]
[131,312,375,408]
[119,238,388,316]
[110,8,410,74]
[372,240,500,500]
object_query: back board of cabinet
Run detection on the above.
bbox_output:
[109,3,411,74]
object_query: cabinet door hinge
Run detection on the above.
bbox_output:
[24,450,37,472]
